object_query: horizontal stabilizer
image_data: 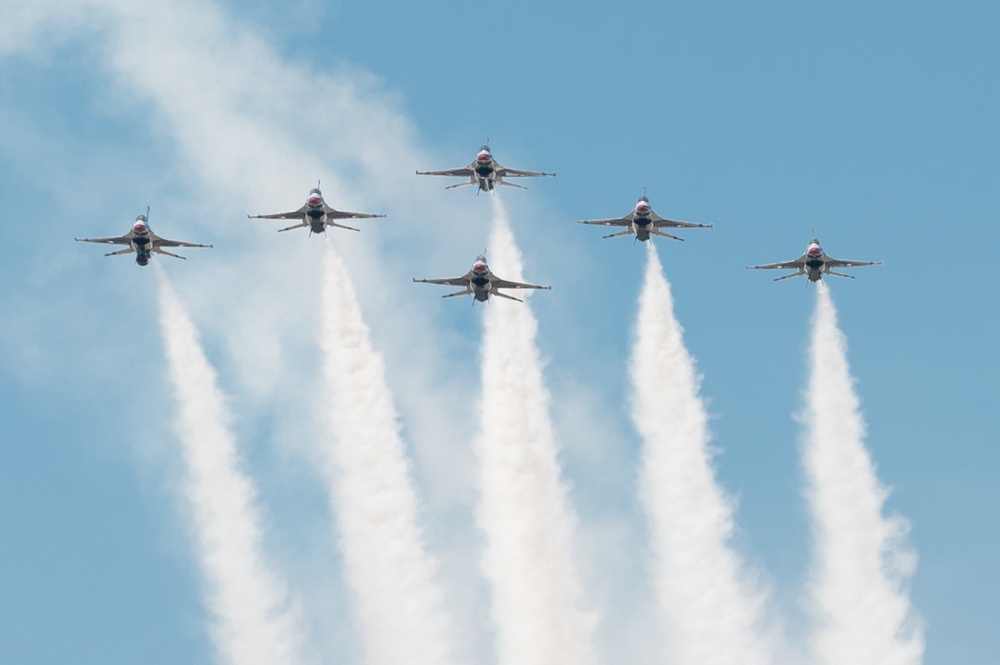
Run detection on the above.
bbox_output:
[651,229,684,241]
[328,221,361,232]
[154,248,187,260]
[492,290,524,303]
[602,229,633,239]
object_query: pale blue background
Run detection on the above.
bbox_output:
[1,1,997,663]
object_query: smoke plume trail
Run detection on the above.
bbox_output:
[802,282,923,665]
[630,243,775,665]
[474,196,597,665]
[319,241,458,665]
[156,268,305,665]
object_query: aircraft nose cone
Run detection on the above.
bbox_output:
[636,204,650,214]
[808,247,821,256]
[308,196,321,206]
[473,262,487,273]
[477,152,491,163]
[133,222,147,233]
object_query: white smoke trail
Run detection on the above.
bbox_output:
[319,241,458,665]
[155,268,306,665]
[474,196,597,665]
[631,243,775,665]
[802,282,923,665]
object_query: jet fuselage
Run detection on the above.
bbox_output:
[470,262,492,300]
[131,218,153,265]
[305,206,328,234]
[474,150,497,191]
[300,190,328,233]
[803,244,826,281]
[632,218,653,241]
[629,199,654,241]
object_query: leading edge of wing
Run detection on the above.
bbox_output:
[412,274,472,287]
[415,166,475,177]
[247,203,309,220]
[324,207,387,220]
[74,234,131,245]
[490,277,551,291]
[573,216,630,227]
[497,167,556,178]
[746,260,803,270]
[651,215,713,229]
[825,258,884,268]
[155,238,214,249]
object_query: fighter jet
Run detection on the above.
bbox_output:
[575,190,713,242]
[747,235,882,281]
[413,254,551,302]
[75,210,212,266]
[248,184,386,234]
[416,142,555,192]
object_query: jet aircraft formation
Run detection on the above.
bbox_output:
[74,142,882,290]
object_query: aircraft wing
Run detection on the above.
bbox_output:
[746,256,806,271]
[415,165,475,177]
[495,163,555,178]
[574,215,630,228]
[324,205,387,220]
[154,237,214,249]
[74,233,133,246]
[826,257,883,268]
[490,273,551,291]
[247,203,309,220]
[412,270,474,287]
[650,213,713,229]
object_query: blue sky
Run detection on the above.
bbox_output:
[1,1,998,663]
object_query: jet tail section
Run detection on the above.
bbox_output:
[826,270,856,279]
[104,247,134,257]
[497,180,528,190]
[442,288,472,299]
[602,229,633,239]
[773,271,804,282]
